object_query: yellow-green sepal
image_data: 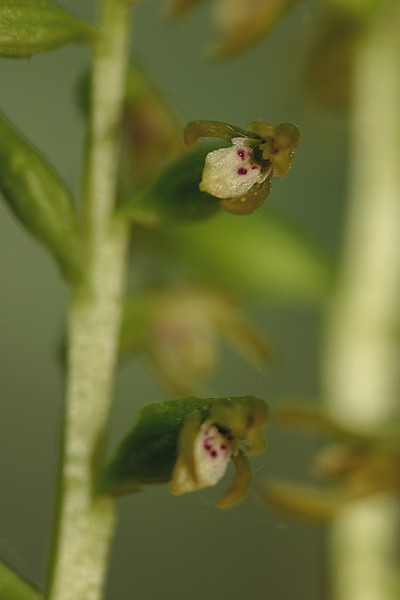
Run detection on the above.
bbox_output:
[217,450,252,509]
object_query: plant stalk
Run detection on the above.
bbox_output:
[46,1,131,599]
[323,4,400,600]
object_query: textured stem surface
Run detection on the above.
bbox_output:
[323,4,400,600]
[47,2,130,599]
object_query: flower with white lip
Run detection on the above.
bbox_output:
[101,395,268,508]
[200,138,270,199]
[170,421,232,494]
[184,119,300,215]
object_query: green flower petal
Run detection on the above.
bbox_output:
[217,450,252,509]
[184,120,249,145]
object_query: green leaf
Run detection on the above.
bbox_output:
[0,561,44,600]
[133,211,334,303]
[0,0,96,58]
[119,145,221,226]
[0,112,82,281]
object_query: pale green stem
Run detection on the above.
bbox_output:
[323,4,400,600]
[46,2,131,600]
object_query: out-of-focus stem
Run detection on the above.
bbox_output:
[323,4,400,600]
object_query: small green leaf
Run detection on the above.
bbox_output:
[0,112,82,281]
[134,211,334,303]
[119,145,221,226]
[0,561,44,600]
[0,0,96,58]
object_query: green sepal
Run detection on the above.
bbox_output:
[184,120,250,145]
[247,121,300,177]
[207,396,268,454]
[275,404,384,444]
[0,112,82,282]
[118,145,221,226]
[0,0,96,58]
[262,480,351,521]
[0,561,44,600]
[217,450,252,509]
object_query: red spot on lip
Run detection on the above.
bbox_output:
[237,167,248,175]
[251,165,258,170]
[211,450,218,458]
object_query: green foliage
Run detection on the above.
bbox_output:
[0,112,82,281]
[0,561,44,600]
[0,0,96,58]
[134,211,334,303]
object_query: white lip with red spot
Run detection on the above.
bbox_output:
[199,137,268,199]
[171,421,232,494]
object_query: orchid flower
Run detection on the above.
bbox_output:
[100,395,268,509]
[184,119,300,214]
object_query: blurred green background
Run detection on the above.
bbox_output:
[0,0,348,598]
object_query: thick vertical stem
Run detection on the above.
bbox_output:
[47,2,130,600]
[323,4,400,600]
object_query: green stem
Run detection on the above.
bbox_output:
[46,2,130,600]
[323,3,400,600]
